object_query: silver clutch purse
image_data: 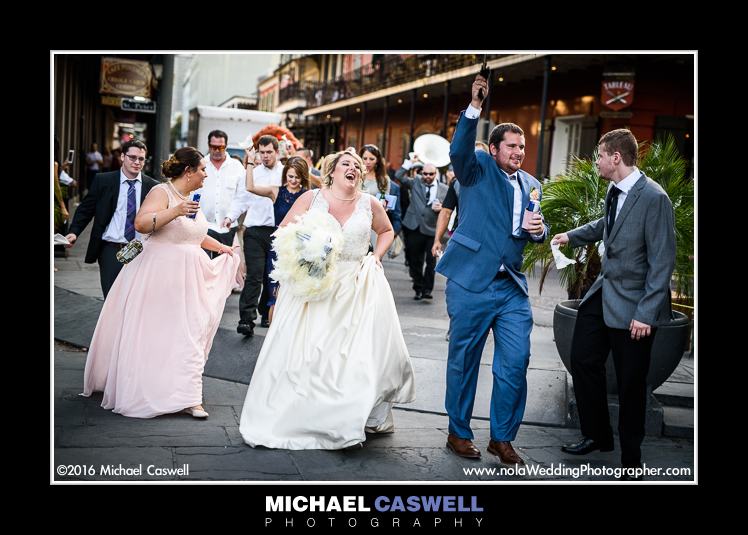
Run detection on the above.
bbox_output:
[116,239,143,264]
[115,213,157,264]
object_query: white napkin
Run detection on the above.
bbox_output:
[551,239,576,269]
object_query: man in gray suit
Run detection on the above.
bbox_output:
[397,161,448,300]
[553,129,676,480]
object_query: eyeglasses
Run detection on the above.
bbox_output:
[208,144,226,151]
[422,172,436,176]
[125,154,146,163]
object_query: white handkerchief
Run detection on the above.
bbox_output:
[54,233,70,245]
[551,239,576,269]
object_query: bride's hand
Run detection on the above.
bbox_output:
[374,255,383,268]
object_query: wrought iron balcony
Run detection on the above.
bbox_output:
[278,80,318,106]
[280,54,510,110]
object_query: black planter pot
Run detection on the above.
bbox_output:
[553,299,692,392]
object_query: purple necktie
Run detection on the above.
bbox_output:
[125,180,137,241]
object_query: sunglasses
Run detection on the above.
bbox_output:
[422,172,436,176]
[208,144,226,151]
[124,154,146,163]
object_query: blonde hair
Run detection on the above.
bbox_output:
[322,148,364,187]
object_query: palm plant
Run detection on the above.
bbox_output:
[523,134,694,301]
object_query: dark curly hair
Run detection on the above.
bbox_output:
[161,147,204,178]
[488,123,524,152]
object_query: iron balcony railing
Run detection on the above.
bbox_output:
[278,80,318,105]
[277,54,509,109]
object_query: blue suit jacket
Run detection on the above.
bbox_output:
[435,112,548,294]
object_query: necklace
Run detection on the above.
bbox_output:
[167,180,189,200]
[330,189,357,202]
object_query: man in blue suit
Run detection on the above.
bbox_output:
[436,74,548,464]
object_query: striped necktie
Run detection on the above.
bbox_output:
[125,180,137,241]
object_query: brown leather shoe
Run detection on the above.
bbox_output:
[487,440,525,465]
[446,433,481,459]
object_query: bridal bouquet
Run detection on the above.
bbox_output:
[271,210,344,300]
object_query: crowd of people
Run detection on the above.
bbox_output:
[59,72,676,479]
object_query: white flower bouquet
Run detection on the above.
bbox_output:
[270,210,344,301]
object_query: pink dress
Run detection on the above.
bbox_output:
[81,183,241,418]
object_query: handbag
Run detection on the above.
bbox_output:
[116,213,157,264]
[116,239,144,264]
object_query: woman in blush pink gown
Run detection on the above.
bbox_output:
[81,147,241,419]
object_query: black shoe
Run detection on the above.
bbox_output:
[421,291,433,299]
[237,323,254,337]
[260,317,270,328]
[561,437,614,455]
[414,291,423,301]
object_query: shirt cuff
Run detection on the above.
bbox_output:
[465,104,481,119]
[531,226,546,241]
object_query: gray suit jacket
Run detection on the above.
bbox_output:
[568,173,676,329]
[398,173,448,236]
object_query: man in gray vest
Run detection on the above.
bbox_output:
[397,161,448,300]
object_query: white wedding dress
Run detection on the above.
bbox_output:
[239,191,416,449]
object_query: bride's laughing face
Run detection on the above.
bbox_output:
[333,154,362,188]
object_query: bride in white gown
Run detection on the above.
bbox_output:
[239,149,416,450]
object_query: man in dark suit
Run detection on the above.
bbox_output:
[436,75,548,465]
[66,139,159,298]
[553,129,676,480]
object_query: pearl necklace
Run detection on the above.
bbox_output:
[330,190,357,202]
[167,180,189,200]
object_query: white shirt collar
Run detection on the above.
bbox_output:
[120,170,142,183]
[615,167,640,194]
[501,168,518,181]
[422,180,438,204]
[209,157,227,171]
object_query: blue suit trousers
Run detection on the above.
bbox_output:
[445,276,533,442]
